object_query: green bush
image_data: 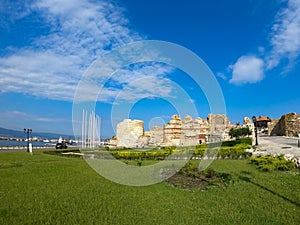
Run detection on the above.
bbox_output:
[113,150,169,160]
[217,145,251,160]
[111,140,253,161]
[249,155,295,171]
[137,157,143,166]
[194,145,206,157]
[221,138,252,147]
[161,146,176,154]
[229,127,252,139]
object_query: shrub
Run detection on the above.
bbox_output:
[221,138,252,147]
[229,127,252,139]
[137,157,143,166]
[249,155,295,171]
[161,146,176,154]
[194,145,206,157]
[112,140,253,161]
[193,141,252,160]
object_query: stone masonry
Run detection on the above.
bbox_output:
[115,114,247,147]
[206,114,230,142]
[116,119,144,148]
[148,126,163,146]
[268,112,300,137]
[163,114,182,146]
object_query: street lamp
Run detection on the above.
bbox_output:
[252,116,258,146]
[24,128,32,152]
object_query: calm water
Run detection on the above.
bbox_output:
[0,140,53,147]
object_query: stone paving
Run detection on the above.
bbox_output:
[254,135,300,157]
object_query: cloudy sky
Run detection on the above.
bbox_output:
[0,0,300,137]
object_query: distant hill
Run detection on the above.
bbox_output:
[0,127,73,140]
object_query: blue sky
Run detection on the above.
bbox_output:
[0,0,300,138]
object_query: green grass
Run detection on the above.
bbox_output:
[0,152,299,225]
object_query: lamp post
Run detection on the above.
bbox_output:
[252,116,258,146]
[24,128,32,152]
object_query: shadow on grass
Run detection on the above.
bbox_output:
[239,175,300,208]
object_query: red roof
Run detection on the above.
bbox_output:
[256,116,271,122]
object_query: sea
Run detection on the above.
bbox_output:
[0,140,54,147]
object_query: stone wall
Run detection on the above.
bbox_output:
[116,119,144,148]
[268,119,282,136]
[268,112,300,137]
[137,136,149,148]
[162,115,212,146]
[114,112,300,147]
[148,126,163,146]
[243,117,255,145]
[163,114,182,146]
[207,114,230,142]
[181,115,202,146]
[116,114,234,147]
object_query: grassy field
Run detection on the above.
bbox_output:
[0,151,299,225]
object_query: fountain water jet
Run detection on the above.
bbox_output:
[81,110,101,148]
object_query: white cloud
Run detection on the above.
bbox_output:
[0,0,33,26]
[266,0,300,70]
[106,63,174,102]
[99,65,174,103]
[74,62,175,103]
[216,72,227,80]
[0,110,67,124]
[229,56,264,85]
[0,0,174,102]
[114,63,173,84]
[228,0,300,85]
[0,51,79,100]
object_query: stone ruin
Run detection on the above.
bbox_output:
[268,112,300,137]
[115,114,254,148]
[116,119,144,148]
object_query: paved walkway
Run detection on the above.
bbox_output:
[255,136,300,157]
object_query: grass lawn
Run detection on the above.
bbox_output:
[0,151,299,225]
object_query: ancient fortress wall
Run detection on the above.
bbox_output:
[207,114,230,142]
[116,119,144,148]
[116,114,243,147]
[268,112,300,137]
[163,115,182,146]
[180,115,201,146]
[148,126,163,146]
[114,112,300,147]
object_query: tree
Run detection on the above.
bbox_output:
[241,126,252,137]
[229,127,252,139]
[229,128,239,139]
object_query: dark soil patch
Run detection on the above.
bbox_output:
[162,164,232,191]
